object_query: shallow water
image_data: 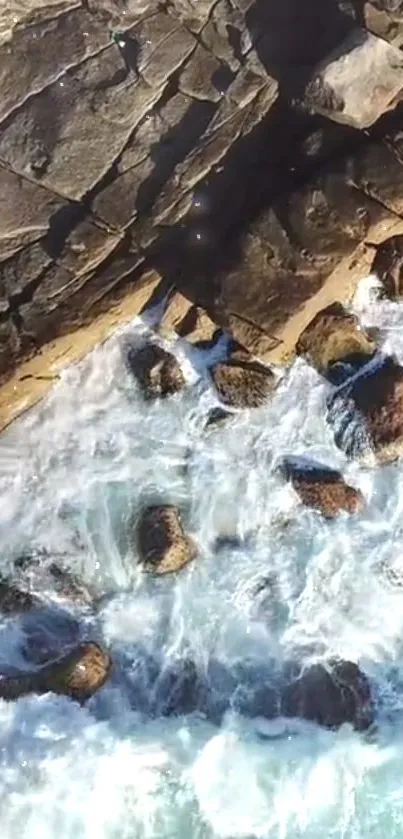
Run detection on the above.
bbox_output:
[1,279,403,837]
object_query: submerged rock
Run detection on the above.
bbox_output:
[0,578,39,615]
[296,302,376,381]
[281,660,374,731]
[127,344,185,400]
[332,356,403,462]
[281,458,364,518]
[210,353,276,409]
[137,505,197,575]
[0,642,111,704]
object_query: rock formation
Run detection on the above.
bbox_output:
[3,0,403,402]
[127,343,185,399]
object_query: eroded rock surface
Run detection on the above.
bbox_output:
[210,352,276,408]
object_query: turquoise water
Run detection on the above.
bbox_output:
[0,278,402,837]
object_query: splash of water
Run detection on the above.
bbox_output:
[0,280,403,837]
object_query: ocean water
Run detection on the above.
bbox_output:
[0,278,403,837]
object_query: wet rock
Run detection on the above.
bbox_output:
[296,302,376,380]
[0,642,111,703]
[153,658,203,716]
[210,354,276,408]
[334,356,403,462]
[137,505,197,574]
[14,554,94,608]
[127,343,185,400]
[204,406,233,429]
[304,28,403,129]
[0,579,39,615]
[281,458,364,518]
[281,660,374,730]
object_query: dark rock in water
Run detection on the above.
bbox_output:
[204,406,232,429]
[331,356,403,463]
[296,302,376,380]
[210,354,276,409]
[0,642,111,704]
[153,658,203,717]
[127,344,185,400]
[137,505,197,574]
[281,457,364,518]
[14,554,94,608]
[372,234,403,299]
[281,660,374,731]
[0,578,39,615]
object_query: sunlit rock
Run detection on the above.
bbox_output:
[137,505,197,574]
[296,302,376,382]
[281,660,374,731]
[127,343,185,400]
[281,457,364,518]
[0,642,111,703]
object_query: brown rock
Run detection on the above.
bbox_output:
[127,343,185,400]
[210,354,276,408]
[0,642,111,703]
[335,356,403,462]
[137,505,197,574]
[304,28,403,129]
[296,302,376,380]
[281,458,364,518]
[281,660,374,731]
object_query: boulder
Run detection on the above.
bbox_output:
[296,302,376,381]
[137,505,197,574]
[210,353,276,408]
[0,642,111,703]
[331,356,403,462]
[127,343,185,400]
[281,458,364,518]
[14,554,94,608]
[304,28,403,129]
[281,660,374,730]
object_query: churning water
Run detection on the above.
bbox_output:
[1,278,403,837]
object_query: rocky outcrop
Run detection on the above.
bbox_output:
[0,579,39,615]
[330,356,403,462]
[296,302,376,381]
[210,352,276,408]
[0,642,111,703]
[372,234,403,297]
[281,458,364,517]
[158,291,221,347]
[2,0,403,398]
[136,505,197,574]
[281,660,374,731]
[127,343,185,399]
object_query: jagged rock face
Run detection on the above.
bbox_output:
[281,660,374,730]
[3,0,403,387]
[296,302,376,380]
[332,357,403,462]
[210,354,276,408]
[0,642,111,703]
[127,344,185,399]
[136,505,197,574]
[281,458,364,518]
